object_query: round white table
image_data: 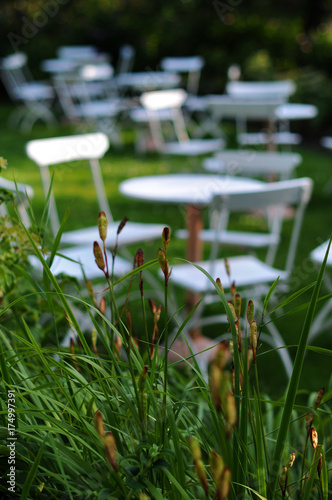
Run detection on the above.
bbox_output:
[120,173,263,262]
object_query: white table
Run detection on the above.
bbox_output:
[113,71,181,93]
[120,174,263,263]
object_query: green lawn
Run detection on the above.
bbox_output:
[1,103,331,397]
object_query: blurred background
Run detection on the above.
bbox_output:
[1,0,332,141]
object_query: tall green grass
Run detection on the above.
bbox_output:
[0,207,331,499]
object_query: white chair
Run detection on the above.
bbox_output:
[202,150,302,180]
[138,88,224,156]
[160,56,205,95]
[0,52,56,132]
[52,64,125,144]
[308,240,332,342]
[170,177,313,377]
[176,151,303,258]
[25,133,165,258]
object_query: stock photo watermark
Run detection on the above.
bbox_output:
[213,0,243,24]
[7,389,16,494]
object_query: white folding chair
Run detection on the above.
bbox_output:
[176,151,302,260]
[170,177,313,377]
[26,133,165,279]
[52,63,125,144]
[138,88,224,156]
[0,52,56,132]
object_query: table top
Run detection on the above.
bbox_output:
[119,174,263,205]
[113,71,181,91]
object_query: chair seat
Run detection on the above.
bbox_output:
[163,138,224,156]
[60,221,165,247]
[29,245,132,280]
[130,107,174,123]
[14,82,55,101]
[73,99,124,118]
[238,132,302,146]
[169,255,288,293]
[176,228,279,248]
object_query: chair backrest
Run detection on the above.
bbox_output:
[0,176,34,227]
[26,133,112,237]
[203,150,302,180]
[209,177,313,273]
[226,80,296,101]
[140,89,189,148]
[116,45,135,74]
[160,56,204,94]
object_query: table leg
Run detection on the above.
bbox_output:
[186,204,203,340]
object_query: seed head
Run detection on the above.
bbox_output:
[134,248,144,268]
[117,216,128,235]
[209,450,224,482]
[234,293,241,320]
[227,301,237,322]
[216,278,224,293]
[195,459,208,497]
[93,411,105,438]
[287,453,295,469]
[310,427,318,450]
[162,226,171,250]
[249,321,258,363]
[188,437,201,461]
[93,241,105,272]
[225,391,237,437]
[99,297,106,315]
[216,466,231,500]
[278,465,288,497]
[246,299,254,325]
[104,432,117,472]
[98,211,108,242]
[314,387,325,410]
